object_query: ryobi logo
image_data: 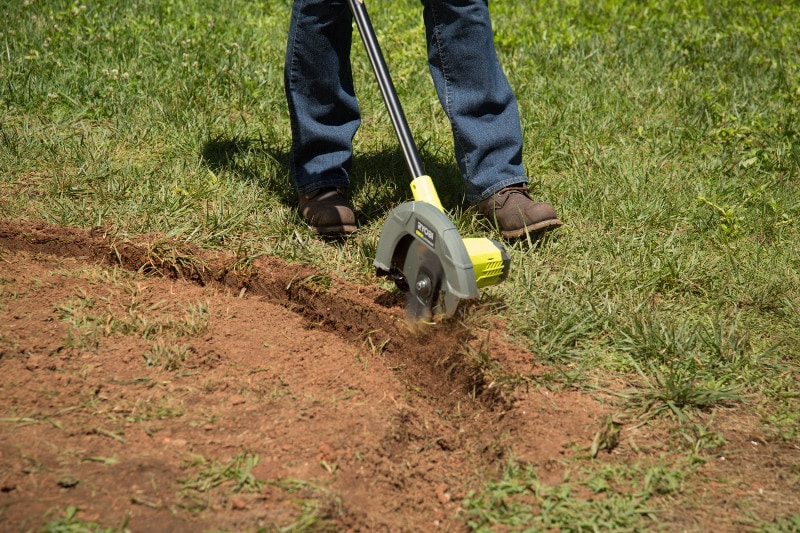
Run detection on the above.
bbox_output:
[415,219,436,248]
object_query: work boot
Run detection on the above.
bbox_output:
[475,184,562,239]
[298,187,357,235]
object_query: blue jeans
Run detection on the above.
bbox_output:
[284,0,526,203]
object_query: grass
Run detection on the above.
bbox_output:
[179,451,264,498]
[36,506,129,533]
[49,265,211,367]
[1,0,799,529]
[462,457,668,531]
[178,452,341,529]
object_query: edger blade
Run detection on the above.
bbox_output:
[402,241,445,324]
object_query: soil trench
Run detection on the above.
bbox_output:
[0,220,604,531]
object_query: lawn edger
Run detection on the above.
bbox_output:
[346,0,511,323]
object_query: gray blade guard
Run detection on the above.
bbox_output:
[374,201,479,317]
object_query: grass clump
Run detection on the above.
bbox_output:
[462,458,666,532]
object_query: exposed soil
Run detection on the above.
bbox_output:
[0,220,797,532]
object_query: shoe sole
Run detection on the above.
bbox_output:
[313,224,358,236]
[500,218,563,239]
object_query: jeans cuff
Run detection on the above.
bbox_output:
[295,177,351,196]
[471,176,528,204]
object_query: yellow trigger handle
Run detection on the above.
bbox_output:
[410,175,445,213]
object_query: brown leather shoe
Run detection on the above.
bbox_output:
[298,187,357,235]
[475,184,562,239]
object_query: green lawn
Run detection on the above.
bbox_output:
[2,0,799,530]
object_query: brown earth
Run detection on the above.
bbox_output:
[0,220,797,532]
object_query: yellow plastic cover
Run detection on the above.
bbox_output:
[410,175,445,212]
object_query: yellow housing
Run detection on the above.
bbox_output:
[410,175,445,212]
[463,237,510,288]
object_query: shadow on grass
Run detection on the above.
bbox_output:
[200,135,296,207]
[199,134,468,227]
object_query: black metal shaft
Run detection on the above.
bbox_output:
[347,0,425,180]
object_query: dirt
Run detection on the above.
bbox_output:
[0,220,797,532]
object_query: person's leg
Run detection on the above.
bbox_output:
[285,0,358,233]
[421,0,523,202]
[421,0,561,237]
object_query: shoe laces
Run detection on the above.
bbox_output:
[494,184,531,207]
